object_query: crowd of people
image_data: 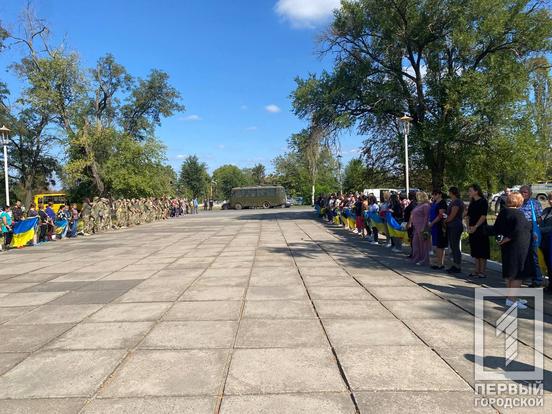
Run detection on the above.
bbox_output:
[0,196,201,249]
[315,185,552,308]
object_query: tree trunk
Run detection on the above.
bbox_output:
[24,181,33,209]
[430,145,446,190]
[311,183,315,206]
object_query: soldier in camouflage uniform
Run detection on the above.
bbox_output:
[81,198,93,235]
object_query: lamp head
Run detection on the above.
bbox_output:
[0,125,10,145]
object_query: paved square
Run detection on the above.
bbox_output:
[0,208,549,412]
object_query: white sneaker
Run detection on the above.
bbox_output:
[353,229,358,234]
[392,248,401,253]
[385,243,393,248]
[518,298,528,305]
[370,241,379,245]
[415,261,423,266]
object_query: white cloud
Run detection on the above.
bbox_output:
[246,126,258,131]
[275,0,340,28]
[180,114,202,122]
[265,104,281,113]
[177,154,186,158]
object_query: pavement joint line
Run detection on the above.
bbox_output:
[279,219,362,414]
[214,221,260,414]
[76,230,238,414]
[302,216,552,410]
[296,219,477,394]
[312,218,552,351]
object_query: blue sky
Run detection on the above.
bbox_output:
[0,0,361,173]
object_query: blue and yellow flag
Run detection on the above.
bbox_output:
[11,217,39,248]
[385,211,408,240]
[55,219,68,235]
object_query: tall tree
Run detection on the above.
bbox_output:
[212,165,249,200]
[343,158,367,193]
[178,155,209,198]
[250,163,266,185]
[293,0,552,189]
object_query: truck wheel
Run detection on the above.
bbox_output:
[234,203,242,210]
[262,201,271,209]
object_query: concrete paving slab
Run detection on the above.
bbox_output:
[0,292,68,307]
[0,398,85,414]
[0,283,39,293]
[194,276,249,287]
[116,287,184,302]
[179,286,246,301]
[338,346,471,391]
[88,302,172,322]
[140,321,237,349]
[367,285,440,301]
[314,300,394,319]
[246,285,307,301]
[0,352,28,375]
[220,393,356,414]
[6,304,102,325]
[225,348,347,394]
[0,350,125,398]
[101,349,228,397]
[243,300,315,319]
[164,301,242,321]
[0,306,34,324]
[354,391,494,413]
[46,322,153,350]
[49,290,126,305]
[383,299,470,319]
[0,324,74,352]
[324,319,423,347]
[308,286,373,300]
[236,319,327,348]
[82,397,216,414]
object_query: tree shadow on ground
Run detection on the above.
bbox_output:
[464,353,552,392]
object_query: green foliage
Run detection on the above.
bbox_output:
[292,0,552,188]
[272,147,338,200]
[120,70,184,140]
[178,155,210,198]
[342,158,366,193]
[249,163,266,185]
[212,165,250,200]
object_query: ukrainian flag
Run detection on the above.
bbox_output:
[385,211,408,241]
[55,219,68,235]
[367,211,387,235]
[11,217,39,248]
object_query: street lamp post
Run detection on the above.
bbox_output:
[0,126,10,207]
[337,154,343,195]
[399,115,413,195]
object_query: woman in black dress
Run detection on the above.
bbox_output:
[465,184,490,278]
[493,192,533,309]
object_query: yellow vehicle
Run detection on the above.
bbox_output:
[33,193,67,213]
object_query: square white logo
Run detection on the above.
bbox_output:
[474,288,544,381]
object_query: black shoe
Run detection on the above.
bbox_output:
[529,282,543,288]
[446,266,461,274]
[431,265,445,270]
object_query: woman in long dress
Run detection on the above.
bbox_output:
[493,192,534,309]
[409,191,431,266]
[466,184,490,278]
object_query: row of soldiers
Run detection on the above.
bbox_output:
[79,197,184,234]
